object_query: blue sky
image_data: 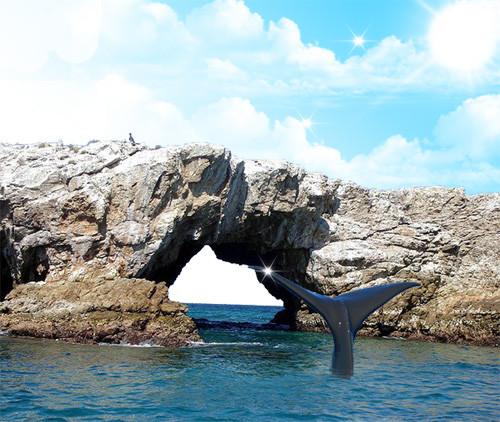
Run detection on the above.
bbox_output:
[1,0,499,193]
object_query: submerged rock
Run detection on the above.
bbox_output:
[0,141,498,346]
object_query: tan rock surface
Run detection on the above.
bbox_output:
[0,277,199,346]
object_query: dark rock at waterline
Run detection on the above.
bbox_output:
[194,318,290,331]
[0,141,498,346]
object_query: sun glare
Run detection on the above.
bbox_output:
[353,35,365,47]
[428,1,498,72]
[302,118,312,129]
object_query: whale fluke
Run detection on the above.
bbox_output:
[249,266,419,378]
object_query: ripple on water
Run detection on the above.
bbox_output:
[0,310,499,422]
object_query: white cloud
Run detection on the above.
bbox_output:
[186,96,500,193]
[0,75,196,145]
[169,246,282,306]
[191,97,273,158]
[205,58,248,81]
[1,65,497,193]
[435,94,500,162]
[1,0,499,195]
[343,36,433,89]
[0,0,101,72]
[267,18,338,73]
[186,0,264,44]
[4,0,497,95]
[98,0,196,63]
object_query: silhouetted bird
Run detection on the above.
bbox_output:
[129,133,135,145]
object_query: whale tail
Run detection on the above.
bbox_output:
[249,266,419,378]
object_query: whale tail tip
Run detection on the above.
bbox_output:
[249,265,420,378]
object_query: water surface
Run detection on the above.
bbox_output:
[0,304,498,421]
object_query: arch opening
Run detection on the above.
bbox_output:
[138,240,312,329]
[20,246,49,284]
[169,245,283,306]
[169,245,291,331]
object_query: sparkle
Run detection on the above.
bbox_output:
[353,35,365,48]
[297,110,323,142]
[347,26,373,55]
[264,267,272,276]
[301,117,312,129]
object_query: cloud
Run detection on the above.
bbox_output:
[434,94,500,162]
[0,66,498,193]
[205,58,248,81]
[4,0,497,95]
[187,95,500,193]
[1,0,499,194]
[191,97,274,157]
[0,75,196,145]
[186,0,264,44]
[0,0,101,73]
[98,0,196,63]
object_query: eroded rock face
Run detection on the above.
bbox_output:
[291,182,500,346]
[0,277,199,346]
[0,141,333,345]
[0,141,498,346]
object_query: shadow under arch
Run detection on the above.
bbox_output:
[0,241,13,301]
[136,239,313,328]
[0,199,15,301]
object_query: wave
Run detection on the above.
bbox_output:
[97,341,163,348]
[188,341,264,347]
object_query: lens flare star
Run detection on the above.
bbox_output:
[297,110,323,141]
[301,117,312,130]
[353,35,365,48]
[347,26,373,55]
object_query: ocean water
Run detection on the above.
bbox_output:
[0,303,498,421]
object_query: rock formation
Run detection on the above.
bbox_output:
[0,277,199,346]
[290,183,500,346]
[0,141,498,346]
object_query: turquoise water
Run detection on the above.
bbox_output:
[0,303,498,421]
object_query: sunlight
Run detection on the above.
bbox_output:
[428,1,498,72]
[168,246,283,306]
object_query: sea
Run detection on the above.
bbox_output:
[0,303,498,421]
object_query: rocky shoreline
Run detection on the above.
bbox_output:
[0,141,498,347]
[0,277,200,346]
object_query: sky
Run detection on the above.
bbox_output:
[1,0,499,304]
[169,246,283,305]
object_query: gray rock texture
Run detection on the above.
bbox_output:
[0,141,498,346]
[293,182,500,346]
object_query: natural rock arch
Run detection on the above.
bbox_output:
[0,142,334,344]
[0,141,498,346]
[140,239,311,318]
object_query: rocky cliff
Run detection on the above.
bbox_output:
[0,141,498,346]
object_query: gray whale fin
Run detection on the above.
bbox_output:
[249,266,419,378]
[336,282,420,337]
